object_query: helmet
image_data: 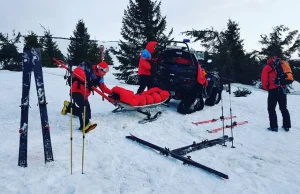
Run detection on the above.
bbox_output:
[93,61,109,76]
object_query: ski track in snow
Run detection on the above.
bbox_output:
[0,67,300,194]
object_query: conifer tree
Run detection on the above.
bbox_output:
[113,0,173,84]
[104,50,114,65]
[184,19,260,85]
[67,19,100,65]
[259,25,300,59]
[40,28,65,67]
[0,31,21,70]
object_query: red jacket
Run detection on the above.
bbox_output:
[261,64,280,90]
[197,63,208,86]
[138,41,158,76]
[71,67,111,99]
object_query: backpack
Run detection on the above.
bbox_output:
[272,59,294,85]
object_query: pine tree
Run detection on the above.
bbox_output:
[87,41,101,64]
[258,25,300,59]
[24,31,42,49]
[67,19,100,65]
[0,31,22,71]
[113,0,173,84]
[40,28,65,67]
[104,50,114,65]
[183,19,260,85]
[289,59,300,82]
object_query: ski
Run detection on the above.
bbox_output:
[126,133,229,179]
[99,45,104,62]
[18,50,33,167]
[32,48,54,163]
[207,121,249,133]
[171,136,233,156]
[192,116,236,126]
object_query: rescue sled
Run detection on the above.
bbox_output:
[109,86,170,124]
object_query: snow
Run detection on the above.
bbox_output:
[1,64,300,194]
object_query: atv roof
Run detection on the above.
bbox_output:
[160,44,198,66]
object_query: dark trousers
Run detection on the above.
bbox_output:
[71,92,91,128]
[136,75,154,94]
[268,88,291,128]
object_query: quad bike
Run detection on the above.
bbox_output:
[154,40,223,112]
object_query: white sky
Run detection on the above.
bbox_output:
[1,0,299,57]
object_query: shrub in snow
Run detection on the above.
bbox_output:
[233,87,252,97]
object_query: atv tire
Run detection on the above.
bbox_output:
[205,87,219,106]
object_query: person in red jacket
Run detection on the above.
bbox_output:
[136,41,158,94]
[62,61,112,132]
[261,56,291,132]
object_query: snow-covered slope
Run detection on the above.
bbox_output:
[0,66,300,194]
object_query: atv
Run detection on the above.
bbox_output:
[154,40,223,109]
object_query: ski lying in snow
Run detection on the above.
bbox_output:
[207,121,249,133]
[126,133,229,179]
[192,116,236,126]
[171,136,233,156]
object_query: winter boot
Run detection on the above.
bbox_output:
[267,127,278,132]
[282,126,290,132]
[61,100,70,115]
[83,122,97,133]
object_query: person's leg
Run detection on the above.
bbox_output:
[278,88,291,130]
[84,99,91,124]
[267,89,279,130]
[136,75,148,94]
[72,93,85,130]
[147,75,155,89]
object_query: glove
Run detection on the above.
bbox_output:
[108,92,120,100]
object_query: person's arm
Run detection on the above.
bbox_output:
[98,78,112,94]
[261,66,269,90]
[140,50,151,71]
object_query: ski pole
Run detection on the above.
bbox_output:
[220,89,226,147]
[82,75,86,174]
[69,60,73,175]
[228,82,235,148]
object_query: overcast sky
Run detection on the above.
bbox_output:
[1,0,299,57]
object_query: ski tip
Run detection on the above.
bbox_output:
[224,175,229,179]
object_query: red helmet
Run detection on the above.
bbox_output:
[93,61,109,76]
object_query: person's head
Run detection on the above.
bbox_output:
[267,56,278,66]
[146,41,158,54]
[93,61,109,77]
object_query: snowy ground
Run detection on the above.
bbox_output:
[0,65,300,194]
